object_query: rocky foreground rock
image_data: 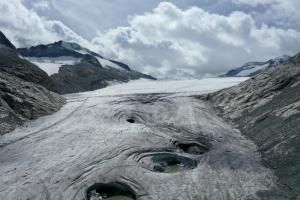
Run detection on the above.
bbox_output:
[207,52,300,199]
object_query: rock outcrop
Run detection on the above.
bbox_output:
[207,52,300,199]
[51,63,155,94]
[0,72,65,135]
[0,32,58,92]
[0,31,65,135]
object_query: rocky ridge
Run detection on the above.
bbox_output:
[222,55,291,77]
[207,52,300,199]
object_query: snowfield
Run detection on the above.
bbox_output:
[0,78,275,200]
[24,55,129,75]
[25,56,81,75]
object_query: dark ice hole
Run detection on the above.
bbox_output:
[126,118,135,123]
[86,182,136,200]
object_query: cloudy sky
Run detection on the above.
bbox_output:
[1,0,300,78]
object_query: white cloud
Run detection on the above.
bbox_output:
[232,0,300,29]
[91,2,300,78]
[0,0,89,47]
[32,0,50,10]
[0,1,300,78]
[231,0,275,7]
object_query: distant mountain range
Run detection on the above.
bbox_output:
[17,40,156,94]
[221,55,291,77]
[0,30,155,134]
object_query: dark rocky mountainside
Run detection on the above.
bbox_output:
[207,53,300,199]
[0,47,58,91]
[51,63,155,94]
[0,31,58,92]
[18,41,156,94]
[0,31,16,49]
[0,72,65,135]
[0,31,65,135]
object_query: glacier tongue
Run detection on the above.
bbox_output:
[0,78,274,200]
[65,77,249,98]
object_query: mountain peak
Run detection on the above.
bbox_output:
[0,31,16,49]
[17,41,137,72]
[53,40,82,51]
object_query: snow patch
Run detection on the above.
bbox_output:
[25,56,81,75]
[73,49,124,70]
[74,49,90,55]
[271,55,290,65]
[95,56,125,70]
[236,63,269,76]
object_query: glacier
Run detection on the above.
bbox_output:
[0,78,275,200]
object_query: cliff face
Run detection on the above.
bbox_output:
[208,53,300,199]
